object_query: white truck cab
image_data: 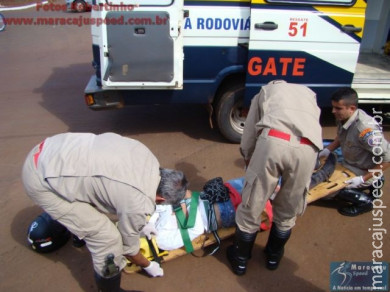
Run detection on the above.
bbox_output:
[85,0,390,143]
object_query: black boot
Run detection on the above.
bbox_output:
[72,234,86,248]
[264,225,291,270]
[337,189,373,217]
[94,271,121,292]
[226,228,257,276]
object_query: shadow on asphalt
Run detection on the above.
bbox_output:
[210,239,326,292]
[11,206,96,292]
[34,63,227,143]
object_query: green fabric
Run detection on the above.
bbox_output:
[174,192,200,253]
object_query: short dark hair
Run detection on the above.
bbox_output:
[331,87,358,107]
[157,168,188,205]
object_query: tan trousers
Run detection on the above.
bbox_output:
[21,144,128,277]
[236,129,317,233]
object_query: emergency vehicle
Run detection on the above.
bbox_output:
[84,0,390,143]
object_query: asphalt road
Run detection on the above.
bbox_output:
[0,5,389,292]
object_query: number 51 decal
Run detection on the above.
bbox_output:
[288,21,308,37]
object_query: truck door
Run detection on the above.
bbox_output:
[100,0,184,89]
[244,0,366,107]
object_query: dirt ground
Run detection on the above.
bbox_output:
[0,4,389,292]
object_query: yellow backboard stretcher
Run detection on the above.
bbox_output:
[124,164,355,274]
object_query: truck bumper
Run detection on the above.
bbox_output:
[84,75,124,110]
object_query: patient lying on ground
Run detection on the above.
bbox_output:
[148,177,273,251]
[148,153,337,251]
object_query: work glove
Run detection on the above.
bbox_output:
[318,148,330,159]
[143,261,164,277]
[140,221,158,240]
[345,176,364,189]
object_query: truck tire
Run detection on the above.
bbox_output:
[215,85,246,143]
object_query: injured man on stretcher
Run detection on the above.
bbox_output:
[146,177,273,251]
[123,152,341,273]
[140,151,338,252]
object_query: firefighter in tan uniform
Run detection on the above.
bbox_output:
[227,80,323,274]
[320,88,390,216]
[22,132,188,292]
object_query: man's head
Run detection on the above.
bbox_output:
[331,87,358,123]
[157,168,188,206]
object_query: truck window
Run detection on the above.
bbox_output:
[266,0,355,6]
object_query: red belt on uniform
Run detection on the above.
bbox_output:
[268,129,313,146]
[33,140,45,168]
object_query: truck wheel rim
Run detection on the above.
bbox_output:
[230,103,245,134]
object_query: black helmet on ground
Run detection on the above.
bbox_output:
[27,212,70,253]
